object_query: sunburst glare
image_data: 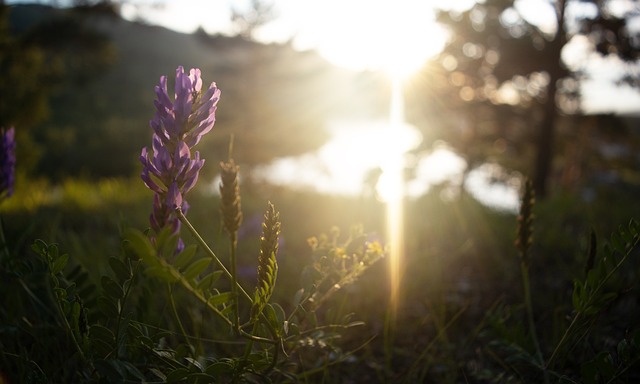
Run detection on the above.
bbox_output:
[304,0,446,75]
[383,76,407,316]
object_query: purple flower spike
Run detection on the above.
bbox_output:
[150,66,221,150]
[140,67,220,254]
[1,127,16,201]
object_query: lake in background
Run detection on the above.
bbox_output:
[249,119,522,212]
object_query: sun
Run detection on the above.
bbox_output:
[303,0,446,77]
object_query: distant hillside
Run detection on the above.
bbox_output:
[7,4,390,180]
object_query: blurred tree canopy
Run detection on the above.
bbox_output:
[1,3,116,176]
[417,0,640,196]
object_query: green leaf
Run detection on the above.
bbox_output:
[97,296,119,318]
[156,226,179,259]
[205,361,234,375]
[51,253,69,274]
[271,303,286,324]
[119,360,146,381]
[166,368,190,383]
[185,356,204,371]
[288,322,300,336]
[293,288,304,308]
[611,232,625,253]
[207,291,234,306]
[145,266,179,283]
[93,359,124,381]
[263,303,284,333]
[628,219,639,236]
[70,301,81,330]
[197,271,223,291]
[186,373,217,383]
[618,339,630,363]
[183,258,210,280]
[619,224,633,244]
[49,244,59,260]
[54,287,67,301]
[220,304,234,315]
[124,228,156,265]
[586,268,599,290]
[91,338,114,358]
[149,368,166,381]
[595,351,615,380]
[31,239,48,256]
[108,257,131,283]
[174,244,198,269]
[347,321,366,328]
[603,254,618,273]
[101,276,124,299]
[90,324,115,355]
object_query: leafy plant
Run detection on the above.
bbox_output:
[477,180,640,383]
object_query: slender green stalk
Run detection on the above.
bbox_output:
[229,233,240,335]
[236,321,260,380]
[242,322,259,360]
[546,312,581,369]
[154,252,274,344]
[520,260,549,384]
[516,179,549,383]
[167,283,195,356]
[175,207,280,343]
[175,207,238,295]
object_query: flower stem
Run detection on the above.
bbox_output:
[176,207,239,296]
[167,283,196,356]
[175,207,280,341]
[520,260,549,384]
[230,233,241,335]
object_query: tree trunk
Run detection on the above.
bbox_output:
[533,78,557,198]
[533,0,567,198]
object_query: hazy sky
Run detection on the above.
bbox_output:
[7,0,640,113]
[117,0,640,113]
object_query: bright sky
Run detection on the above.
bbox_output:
[8,0,640,111]
[115,0,640,113]
[119,0,449,75]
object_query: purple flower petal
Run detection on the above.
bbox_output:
[140,67,221,254]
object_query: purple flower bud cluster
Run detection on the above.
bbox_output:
[140,67,220,251]
[1,127,16,201]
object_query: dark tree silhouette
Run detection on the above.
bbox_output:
[430,0,640,196]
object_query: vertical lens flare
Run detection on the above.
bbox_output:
[379,75,406,318]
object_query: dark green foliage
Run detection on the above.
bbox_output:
[476,196,640,383]
[3,175,640,382]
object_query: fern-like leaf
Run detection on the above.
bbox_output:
[250,202,280,321]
